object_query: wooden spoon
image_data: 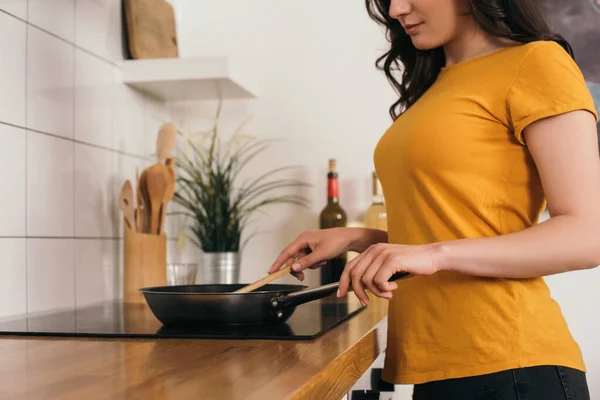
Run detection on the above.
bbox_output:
[156,122,177,164]
[234,266,292,293]
[158,158,176,234]
[135,167,144,232]
[119,180,136,232]
[145,164,168,235]
[139,169,151,233]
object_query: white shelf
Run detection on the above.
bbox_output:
[119,56,258,101]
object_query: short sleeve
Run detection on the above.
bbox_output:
[506,41,599,145]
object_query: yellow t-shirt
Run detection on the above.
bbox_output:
[374,40,599,385]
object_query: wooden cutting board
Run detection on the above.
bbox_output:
[124,0,179,59]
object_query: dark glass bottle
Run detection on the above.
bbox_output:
[319,159,347,284]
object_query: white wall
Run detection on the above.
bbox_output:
[0,0,174,317]
[169,1,600,398]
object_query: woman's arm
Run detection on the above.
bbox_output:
[350,228,388,253]
[435,109,600,278]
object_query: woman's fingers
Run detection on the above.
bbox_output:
[374,260,401,293]
[338,244,398,302]
[268,236,308,274]
[337,251,363,298]
[289,250,309,281]
[361,253,393,300]
[339,249,375,304]
[292,271,305,281]
[290,251,325,273]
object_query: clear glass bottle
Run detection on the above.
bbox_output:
[364,171,387,231]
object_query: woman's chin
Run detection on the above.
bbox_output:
[410,36,441,51]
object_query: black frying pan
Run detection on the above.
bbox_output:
[140,272,410,326]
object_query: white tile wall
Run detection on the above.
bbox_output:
[28,0,74,42]
[75,49,113,148]
[0,125,26,236]
[75,0,124,61]
[27,131,74,237]
[0,0,27,20]
[74,144,116,237]
[113,67,147,156]
[27,239,75,314]
[0,7,175,318]
[27,25,74,138]
[0,12,26,127]
[75,239,118,306]
[0,239,26,319]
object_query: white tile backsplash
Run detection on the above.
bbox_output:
[27,239,75,314]
[75,0,123,61]
[0,12,26,127]
[27,25,74,139]
[0,125,26,236]
[113,66,146,157]
[75,144,117,237]
[144,94,173,159]
[27,131,74,237]
[0,0,27,20]
[75,239,118,307]
[0,1,173,319]
[0,239,26,319]
[28,0,74,42]
[74,49,113,148]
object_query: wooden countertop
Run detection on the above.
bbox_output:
[0,296,389,400]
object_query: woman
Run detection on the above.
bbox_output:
[268,0,600,398]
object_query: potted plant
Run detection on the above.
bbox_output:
[172,110,310,284]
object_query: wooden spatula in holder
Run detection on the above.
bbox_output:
[123,221,167,304]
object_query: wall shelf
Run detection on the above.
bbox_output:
[119,56,258,101]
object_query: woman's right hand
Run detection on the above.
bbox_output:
[268,227,387,281]
[267,228,354,281]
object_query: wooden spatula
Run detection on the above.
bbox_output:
[119,180,136,232]
[158,158,176,234]
[157,122,177,164]
[145,164,168,235]
[234,266,293,293]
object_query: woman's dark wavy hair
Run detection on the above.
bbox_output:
[366,0,573,120]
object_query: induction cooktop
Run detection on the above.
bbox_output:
[0,295,365,340]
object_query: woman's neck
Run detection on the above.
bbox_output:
[443,20,515,67]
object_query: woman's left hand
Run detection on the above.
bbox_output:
[337,243,442,305]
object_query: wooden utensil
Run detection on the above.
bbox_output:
[157,123,177,164]
[119,180,136,232]
[135,167,144,232]
[124,0,178,59]
[234,266,292,293]
[139,169,151,233]
[158,158,176,234]
[145,165,168,235]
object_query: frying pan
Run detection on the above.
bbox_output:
[140,271,410,326]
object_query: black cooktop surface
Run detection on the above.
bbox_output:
[0,295,365,340]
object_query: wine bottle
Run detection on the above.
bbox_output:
[319,159,347,284]
[364,171,387,231]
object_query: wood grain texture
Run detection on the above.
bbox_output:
[0,296,389,400]
[234,266,292,293]
[123,222,167,304]
[124,0,179,60]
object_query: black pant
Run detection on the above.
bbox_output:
[412,365,590,400]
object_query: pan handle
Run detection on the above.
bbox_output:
[270,271,411,312]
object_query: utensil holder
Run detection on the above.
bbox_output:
[124,221,167,304]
